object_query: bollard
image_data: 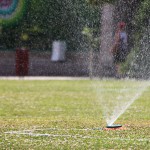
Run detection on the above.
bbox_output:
[16,48,29,76]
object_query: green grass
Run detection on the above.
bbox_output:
[0,79,150,149]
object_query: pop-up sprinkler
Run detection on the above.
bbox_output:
[106,124,122,128]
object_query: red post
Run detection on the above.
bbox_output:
[16,48,29,76]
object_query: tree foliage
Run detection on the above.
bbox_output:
[121,0,150,78]
[87,0,115,5]
[1,0,100,50]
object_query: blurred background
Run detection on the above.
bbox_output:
[0,0,149,78]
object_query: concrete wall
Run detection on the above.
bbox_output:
[0,51,90,76]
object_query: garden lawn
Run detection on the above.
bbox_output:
[0,79,149,149]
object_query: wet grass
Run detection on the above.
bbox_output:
[0,79,150,149]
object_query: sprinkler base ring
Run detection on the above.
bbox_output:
[106,124,122,128]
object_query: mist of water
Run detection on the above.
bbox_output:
[93,80,149,126]
[106,84,149,125]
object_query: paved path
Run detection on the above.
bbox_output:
[0,76,90,80]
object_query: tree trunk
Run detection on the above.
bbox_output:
[99,3,115,77]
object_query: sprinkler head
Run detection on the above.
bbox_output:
[106,124,122,128]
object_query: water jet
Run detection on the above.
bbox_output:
[92,80,149,129]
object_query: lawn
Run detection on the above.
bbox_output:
[0,79,150,149]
